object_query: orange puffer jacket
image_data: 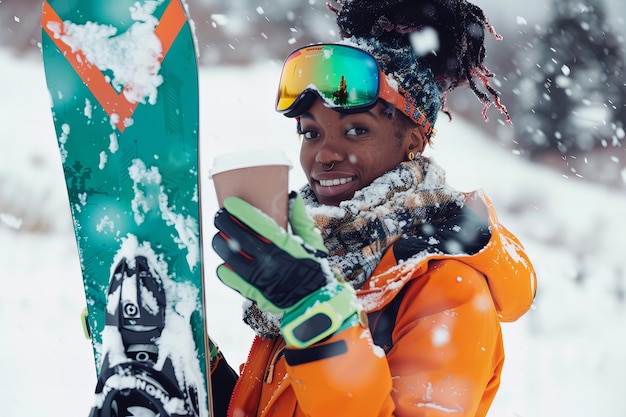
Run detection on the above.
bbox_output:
[222,192,536,417]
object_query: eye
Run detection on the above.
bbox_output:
[301,129,320,140]
[346,126,368,136]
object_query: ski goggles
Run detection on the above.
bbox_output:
[275,43,433,136]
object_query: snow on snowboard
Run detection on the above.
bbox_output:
[41,0,212,416]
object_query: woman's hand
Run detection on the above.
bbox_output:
[212,192,361,348]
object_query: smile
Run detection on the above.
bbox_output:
[319,177,355,187]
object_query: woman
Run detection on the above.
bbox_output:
[210,1,536,416]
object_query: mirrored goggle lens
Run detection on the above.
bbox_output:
[276,44,380,115]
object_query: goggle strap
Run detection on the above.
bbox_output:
[379,73,433,137]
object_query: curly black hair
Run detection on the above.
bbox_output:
[328,0,509,122]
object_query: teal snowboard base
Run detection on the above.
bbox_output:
[41,0,211,415]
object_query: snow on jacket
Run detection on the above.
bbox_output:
[212,191,536,417]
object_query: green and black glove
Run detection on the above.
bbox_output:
[212,192,361,348]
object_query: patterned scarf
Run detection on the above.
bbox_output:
[243,156,463,338]
[302,157,463,289]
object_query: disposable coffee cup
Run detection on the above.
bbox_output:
[209,149,293,229]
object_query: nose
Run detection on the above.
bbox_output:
[314,136,344,166]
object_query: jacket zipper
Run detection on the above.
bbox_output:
[264,344,286,385]
[226,336,263,417]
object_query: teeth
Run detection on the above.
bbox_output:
[319,177,353,187]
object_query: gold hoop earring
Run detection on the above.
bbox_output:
[407,151,415,161]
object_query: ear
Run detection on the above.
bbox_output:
[407,126,427,154]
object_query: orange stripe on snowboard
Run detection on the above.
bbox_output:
[42,1,187,133]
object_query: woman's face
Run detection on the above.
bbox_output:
[299,99,422,206]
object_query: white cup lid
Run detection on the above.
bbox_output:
[208,148,293,178]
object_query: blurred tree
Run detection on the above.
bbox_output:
[0,0,44,53]
[510,0,626,159]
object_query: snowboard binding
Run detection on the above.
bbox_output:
[88,256,199,417]
[107,256,166,365]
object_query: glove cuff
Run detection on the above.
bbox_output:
[281,281,363,349]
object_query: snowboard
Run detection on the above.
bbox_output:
[41,1,212,416]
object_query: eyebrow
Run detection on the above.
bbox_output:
[299,109,379,121]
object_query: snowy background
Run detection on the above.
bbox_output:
[2,49,626,417]
[2,1,626,416]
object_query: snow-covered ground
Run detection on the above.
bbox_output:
[1,49,625,417]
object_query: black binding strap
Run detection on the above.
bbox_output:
[89,360,197,417]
